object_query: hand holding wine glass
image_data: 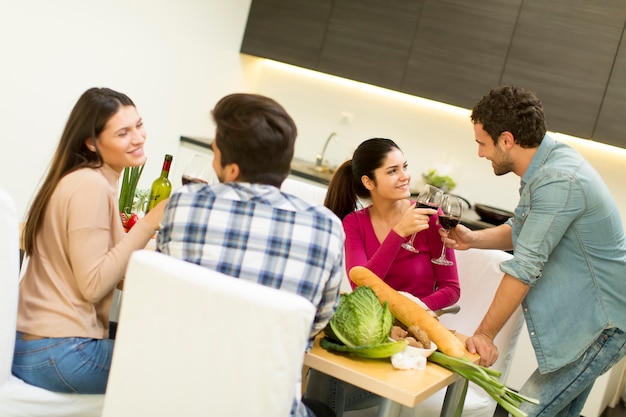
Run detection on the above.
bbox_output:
[431,195,463,266]
[181,154,216,186]
[401,184,444,253]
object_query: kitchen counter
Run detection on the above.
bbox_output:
[180,135,497,229]
[180,135,334,185]
[460,210,499,230]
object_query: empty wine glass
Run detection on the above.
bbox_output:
[431,195,463,266]
[401,184,444,253]
[181,154,216,186]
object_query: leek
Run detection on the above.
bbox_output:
[428,351,539,417]
[118,164,145,214]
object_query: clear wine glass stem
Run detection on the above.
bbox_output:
[401,232,419,253]
[432,228,454,266]
[437,230,449,258]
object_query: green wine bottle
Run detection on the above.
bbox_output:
[147,154,173,212]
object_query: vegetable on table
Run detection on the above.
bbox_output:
[428,351,539,417]
[349,266,467,358]
[321,286,407,358]
[349,266,539,416]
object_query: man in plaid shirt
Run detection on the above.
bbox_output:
[156,93,344,417]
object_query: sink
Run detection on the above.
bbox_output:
[309,165,334,174]
[290,158,334,185]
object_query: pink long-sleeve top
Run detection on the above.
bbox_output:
[343,205,460,311]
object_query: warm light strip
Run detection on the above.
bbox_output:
[551,132,626,157]
[262,59,471,117]
[263,59,626,155]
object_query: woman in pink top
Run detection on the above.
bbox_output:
[14,88,167,394]
[305,138,460,416]
[326,137,459,310]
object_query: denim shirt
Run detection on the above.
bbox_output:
[500,135,626,373]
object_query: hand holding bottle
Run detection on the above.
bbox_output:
[142,198,168,232]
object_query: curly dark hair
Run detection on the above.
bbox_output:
[470,86,546,148]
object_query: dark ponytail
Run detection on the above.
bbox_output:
[324,160,357,220]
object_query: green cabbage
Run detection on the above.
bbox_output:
[321,286,406,358]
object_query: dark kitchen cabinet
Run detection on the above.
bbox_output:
[240,0,333,70]
[402,0,521,109]
[593,26,626,149]
[241,0,626,148]
[500,0,626,139]
[317,0,424,91]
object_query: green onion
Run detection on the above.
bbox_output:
[118,164,145,214]
[429,351,539,417]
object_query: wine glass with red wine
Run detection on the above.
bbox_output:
[431,195,463,266]
[401,184,444,253]
[181,154,215,186]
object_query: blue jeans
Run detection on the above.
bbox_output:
[12,331,114,394]
[519,327,626,417]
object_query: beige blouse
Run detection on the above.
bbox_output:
[17,164,155,339]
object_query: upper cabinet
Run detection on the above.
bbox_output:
[317,0,424,91]
[594,25,626,149]
[402,0,521,110]
[241,0,626,148]
[500,0,626,140]
[240,0,333,70]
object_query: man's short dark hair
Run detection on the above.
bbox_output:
[212,93,297,187]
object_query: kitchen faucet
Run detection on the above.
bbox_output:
[315,132,338,171]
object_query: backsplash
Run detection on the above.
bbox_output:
[242,56,626,222]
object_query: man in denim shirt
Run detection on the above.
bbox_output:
[445,86,626,417]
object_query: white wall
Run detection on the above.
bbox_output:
[0,0,252,217]
[2,1,625,226]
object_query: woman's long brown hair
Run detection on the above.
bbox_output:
[23,87,135,255]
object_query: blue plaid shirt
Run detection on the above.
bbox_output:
[156,182,345,417]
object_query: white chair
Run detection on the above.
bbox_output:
[102,250,316,417]
[282,177,329,206]
[0,188,104,417]
[346,248,524,417]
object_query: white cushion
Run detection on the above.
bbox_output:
[102,250,316,417]
[281,177,328,206]
[0,188,104,417]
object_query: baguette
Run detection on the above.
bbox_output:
[349,266,468,358]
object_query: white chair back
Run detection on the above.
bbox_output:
[0,188,104,417]
[0,188,20,385]
[281,177,328,206]
[102,250,316,417]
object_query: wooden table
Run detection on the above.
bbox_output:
[304,334,474,417]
